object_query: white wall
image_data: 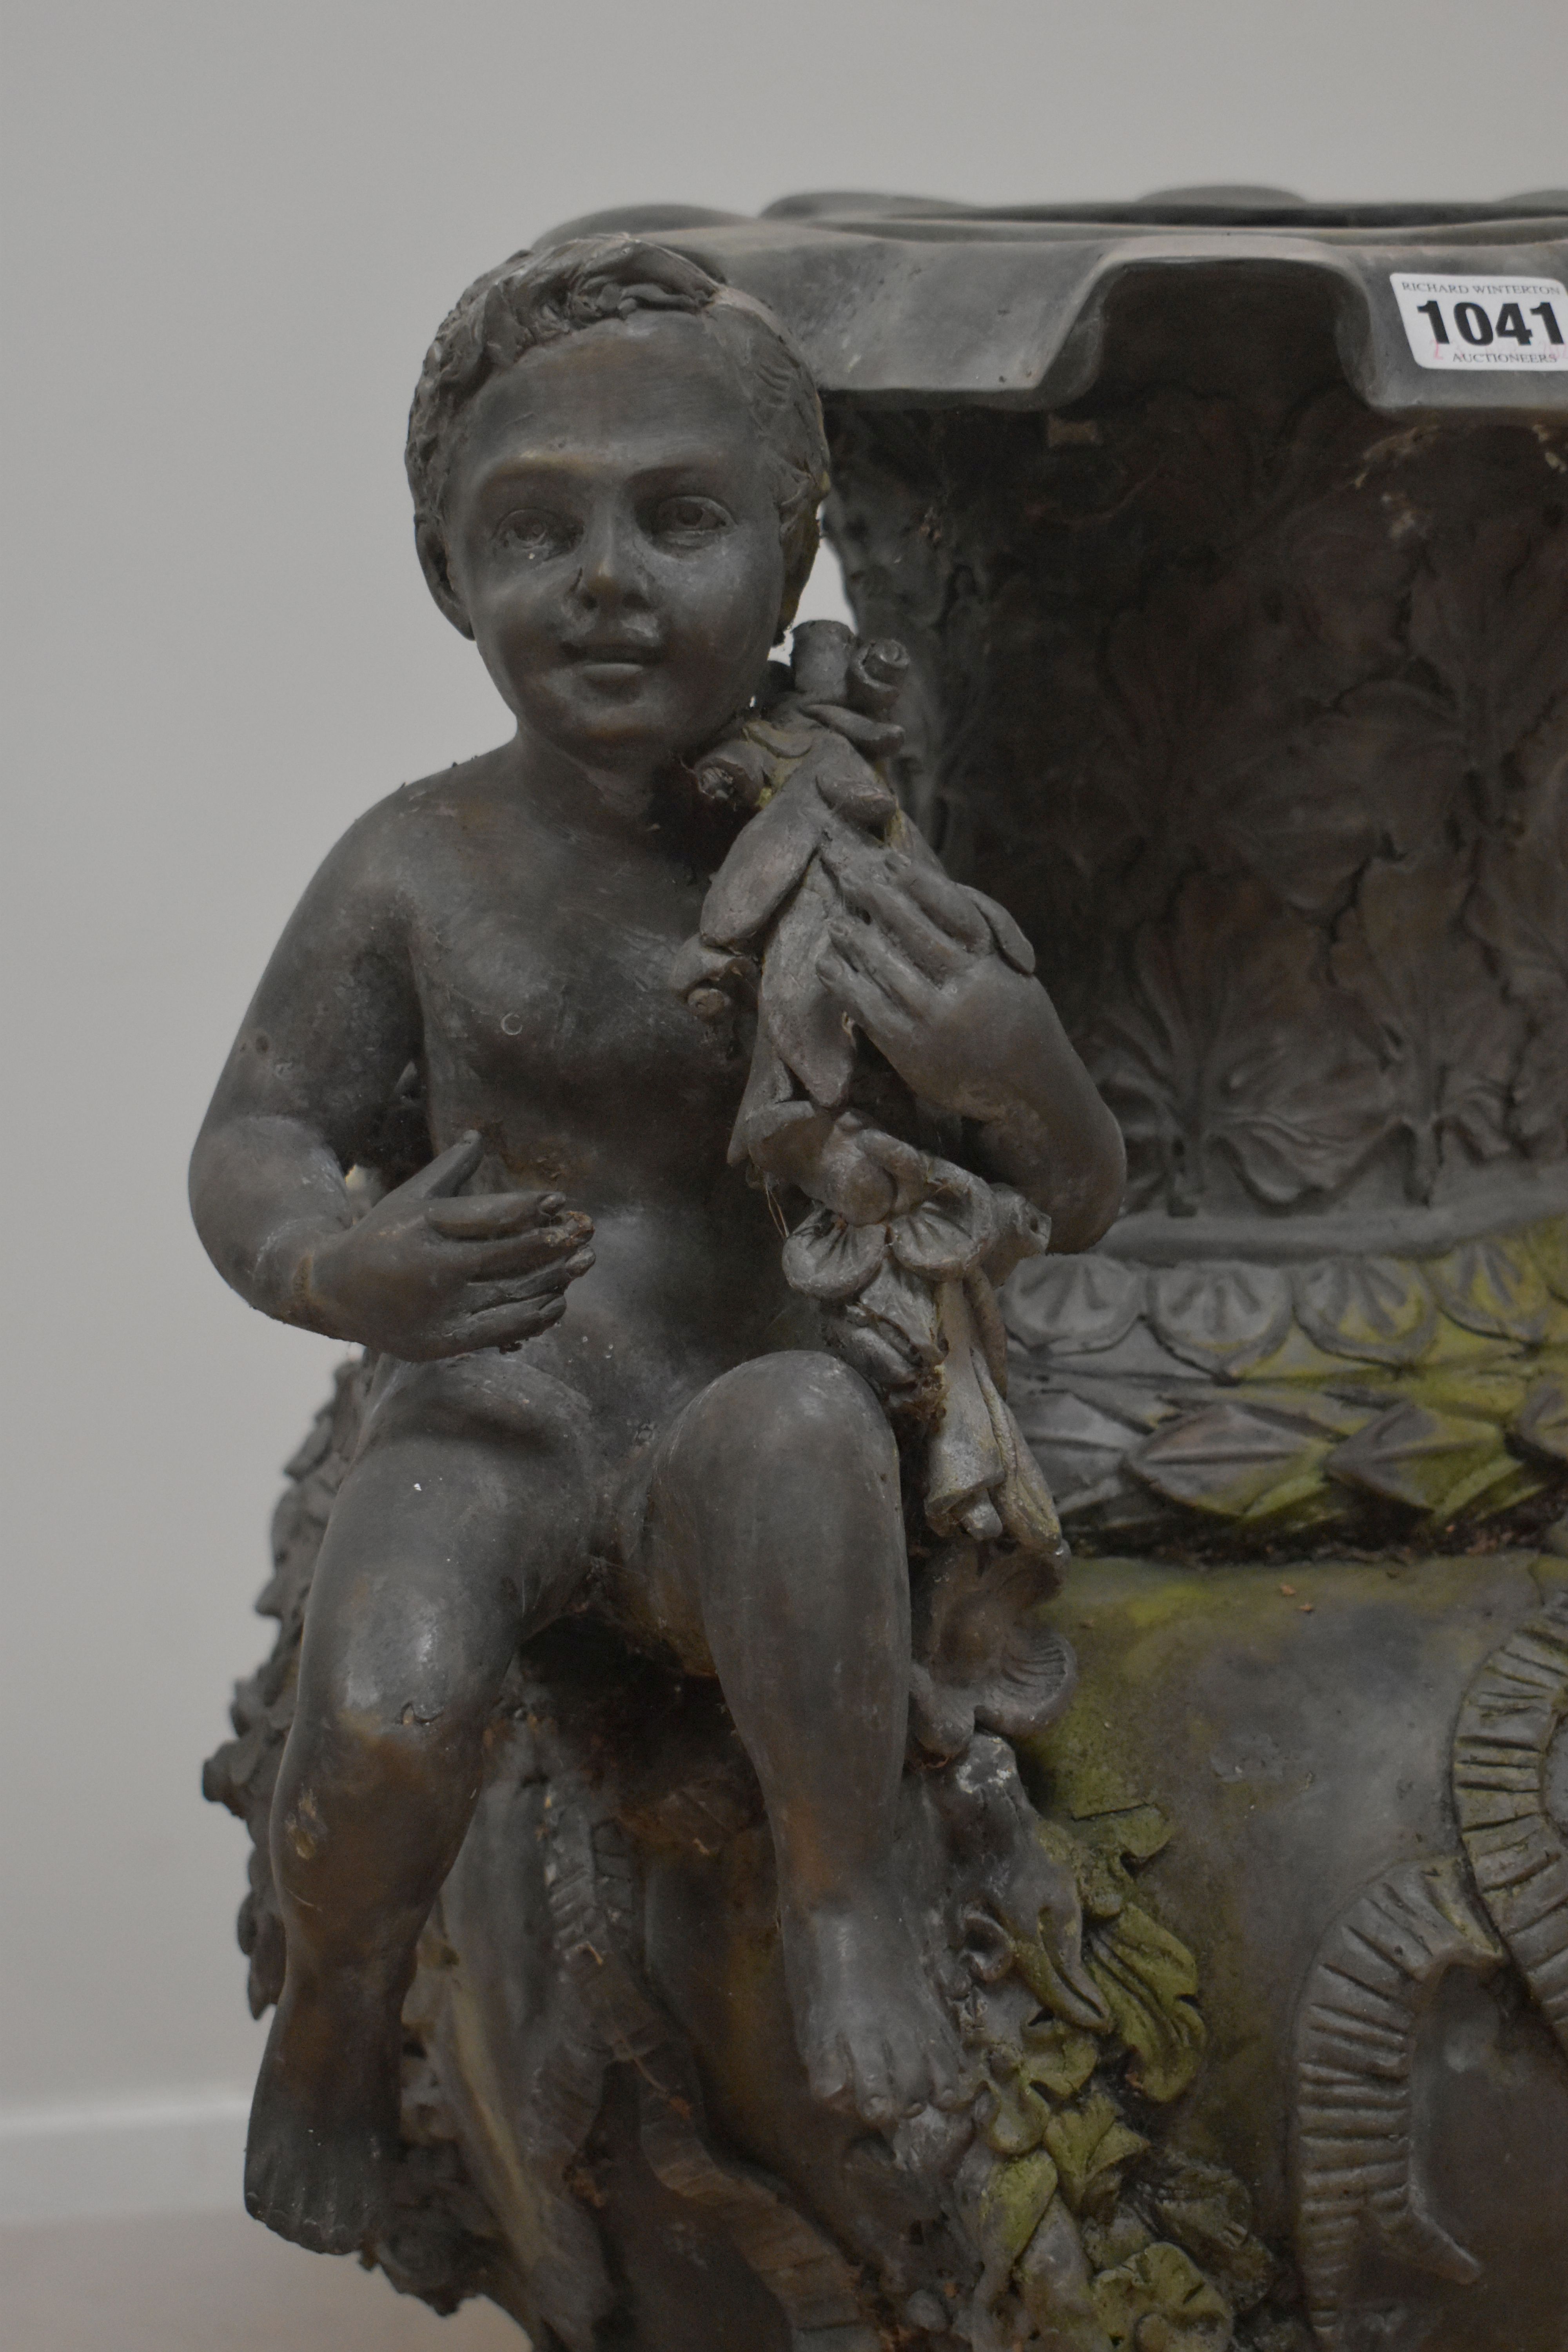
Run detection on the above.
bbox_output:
[2,0,1562,2215]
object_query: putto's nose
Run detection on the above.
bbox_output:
[572,508,652,612]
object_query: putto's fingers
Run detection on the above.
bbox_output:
[900,859,991,949]
[817,937,899,1006]
[963,886,1036,974]
[858,878,963,980]
[824,920,929,1017]
[815,946,914,1044]
[433,1218,577,1264]
[427,1191,591,1241]
[427,1191,541,1238]
[452,1229,595,1281]
[466,1252,593,1312]
[826,842,964,978]
[456,1293,571,1352]
[400,1131,485,1201]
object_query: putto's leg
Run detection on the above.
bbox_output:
[246,1365,596,2256]
[646,1350,967,2126]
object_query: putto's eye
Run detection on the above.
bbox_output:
[493,508,575,559]
[651,495,730,544]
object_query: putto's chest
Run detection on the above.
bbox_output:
[403,808,730,1104]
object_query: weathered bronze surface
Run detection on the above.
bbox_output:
[202,191,1568,2348]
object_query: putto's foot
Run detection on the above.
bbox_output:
[784,1886,972,2127]
[244,1981,401,2255]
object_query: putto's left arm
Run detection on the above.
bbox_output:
[813,843,1125,1252]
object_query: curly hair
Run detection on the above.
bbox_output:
[406,236,830,636]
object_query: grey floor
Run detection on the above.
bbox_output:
[0,2212,527,2352]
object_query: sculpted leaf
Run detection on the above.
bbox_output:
[1043,2092,1149,2216]
[1132,1403,1332,1523]
[1092,873,1391,1212]
[1514,1376,1568,1466]
[1470,765,1568,1156]
[757,859,857,1109]
[1020,2017,1101,2102]
[1471,765,1568,1006]
[1147,1261,1292,1377]
[980,2067,1051,2159]
[1292,1254,1437,1366]
[1219,678,1466,922]
[1003,1253,1145,1356]
[1404,503,1568,831]
[1219,493,1568,924]
[1013,1387,1143,1506]
[1147,2150,1276,2313]
[1528,1219,1568,1303]
[975,2145,1059,2260]
[1069,1805,1173,1868]
[1401,1365,1529,1426]
[1330,847,1523,1201]
[1052,394,1518,931]
[1327,1401,1514,1518]
[1039,1811,1204,2106]
[1426,1233,1554,1343]
[1092,2241,1232,2352]
[699,768,825,948]
[1084,1901,1207,2104]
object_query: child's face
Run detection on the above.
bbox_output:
[440,313,788,773]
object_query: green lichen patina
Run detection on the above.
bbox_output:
[966,1769,1286,2347]
[1011,1547,1568,2346]
[1007,1214,1568,1549]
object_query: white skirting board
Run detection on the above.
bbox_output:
[0,2093,250,2224]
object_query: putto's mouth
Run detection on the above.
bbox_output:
[562,639,662,665]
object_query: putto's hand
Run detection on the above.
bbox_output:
[814,852,1049,1124]
[297,1133,595,1359]
[822,842,992,982]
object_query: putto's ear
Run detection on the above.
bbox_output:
[416,521,475,640]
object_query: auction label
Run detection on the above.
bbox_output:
[1391,274,1568,370]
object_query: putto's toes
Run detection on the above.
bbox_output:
[244,2025,398,2253]
[245,2129,393,2256]
[876,2033,926,2120]
[859,2038,902,2125]
[888,2015,966,2120]
[785,1894,969,2130]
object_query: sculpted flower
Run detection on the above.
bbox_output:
[1090,871,1392,1212]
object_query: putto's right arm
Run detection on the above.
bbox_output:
[189,813,422,1326]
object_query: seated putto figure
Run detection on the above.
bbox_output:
[190,235,1124,2258]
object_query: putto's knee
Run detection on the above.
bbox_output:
[683,1350,892,1472]
[340,1686,476,1759]
[297,1665,483,1779]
